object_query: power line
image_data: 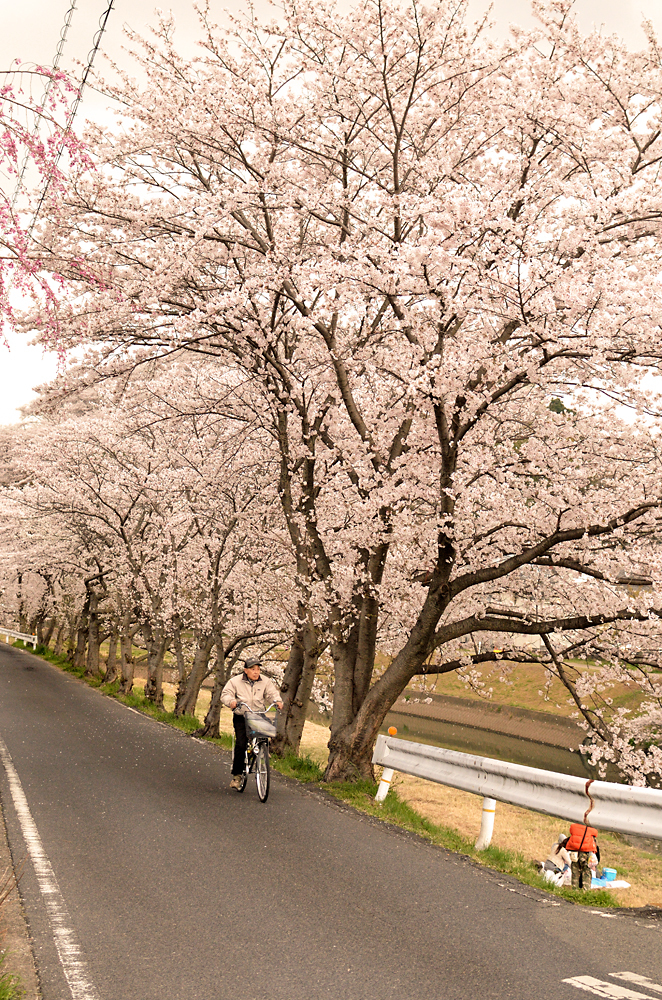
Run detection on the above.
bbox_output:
[29,0,116,232]
[11,0,80,208]
[62,0,117,147]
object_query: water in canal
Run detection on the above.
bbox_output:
[382,710,592,778]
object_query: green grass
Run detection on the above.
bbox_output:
[205,732,234,751]
[0,952,23,1000]
[14,640,620,909]
[13,642,74,669]
[111,688,201,735]
[271,752,325,782]
[111,689,233,749]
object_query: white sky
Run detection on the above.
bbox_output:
[2,0,662,424]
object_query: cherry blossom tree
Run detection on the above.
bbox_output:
[20,0,662,781]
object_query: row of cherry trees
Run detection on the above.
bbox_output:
[4,0,662,782]
[0,361,302,737]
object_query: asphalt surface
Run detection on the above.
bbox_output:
[1,643,661,1000]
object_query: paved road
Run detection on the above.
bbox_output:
[1,643,661,1000]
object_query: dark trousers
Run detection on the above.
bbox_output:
[232,714,248,775]
[571,852,592,889]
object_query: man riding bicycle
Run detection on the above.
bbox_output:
[221,657,283,791]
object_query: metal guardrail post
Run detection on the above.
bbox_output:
[375,727,398,803]
[475,797,497,850]
[375,768,394,802]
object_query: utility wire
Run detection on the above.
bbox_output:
[29,0,116,234]
[11,0,79,208]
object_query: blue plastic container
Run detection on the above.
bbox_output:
[603,868,617,881]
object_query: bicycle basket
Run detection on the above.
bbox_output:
[244,711,277,738]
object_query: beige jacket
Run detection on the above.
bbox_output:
[221,672,282,714]
[546,846,572,870]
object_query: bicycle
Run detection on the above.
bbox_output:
[233,702,278,802]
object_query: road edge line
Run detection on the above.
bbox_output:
[0,736,100,1000]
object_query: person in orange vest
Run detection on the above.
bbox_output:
[566,823,600,889]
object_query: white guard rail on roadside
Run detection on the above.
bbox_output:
[0,628,37,649]
[372,734,662,846]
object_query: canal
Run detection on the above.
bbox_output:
[381,710,593,778]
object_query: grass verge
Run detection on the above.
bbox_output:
[12,641,618,908]
[270,752,326,783]
[0,951,23,1000]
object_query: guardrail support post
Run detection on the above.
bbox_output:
[475,797,497,850]
[375,767,394,802]
[375,726,398,802]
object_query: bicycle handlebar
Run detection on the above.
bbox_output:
[235,701,279,713]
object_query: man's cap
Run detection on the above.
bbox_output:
[244,657,262,669]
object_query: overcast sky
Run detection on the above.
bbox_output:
[2,0,662,424]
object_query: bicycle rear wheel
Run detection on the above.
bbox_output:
[256,743,270,802]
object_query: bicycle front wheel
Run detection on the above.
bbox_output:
[256,743,270,802]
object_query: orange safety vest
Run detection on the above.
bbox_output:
[566,823,598,853]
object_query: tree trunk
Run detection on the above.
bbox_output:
[272,622,320,756]
[85,592,101,677]
[195,638,232,738]
[34,613,47,646]
[17,572,28,633]
[73,624,87,671]
[172,621,189,710]
[285,639,320,753]
[54,624,65,656]
[323,586,450,782]
[105,629,119,684]
[143,624,169,708]
[42,616,56,648]
[119,614,135,694]
[66,623,76,663]
[272,631,304,755]
[324,667,397,782]
[73,588,92,671]
[321,593,382,779]
[175,632,215,717]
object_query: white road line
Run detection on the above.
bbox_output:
[0,736,101,1000]
[563,976,657,998]
[611,975,662,995]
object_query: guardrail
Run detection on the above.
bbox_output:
[372,733,662,849]
[0,628,38,650]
